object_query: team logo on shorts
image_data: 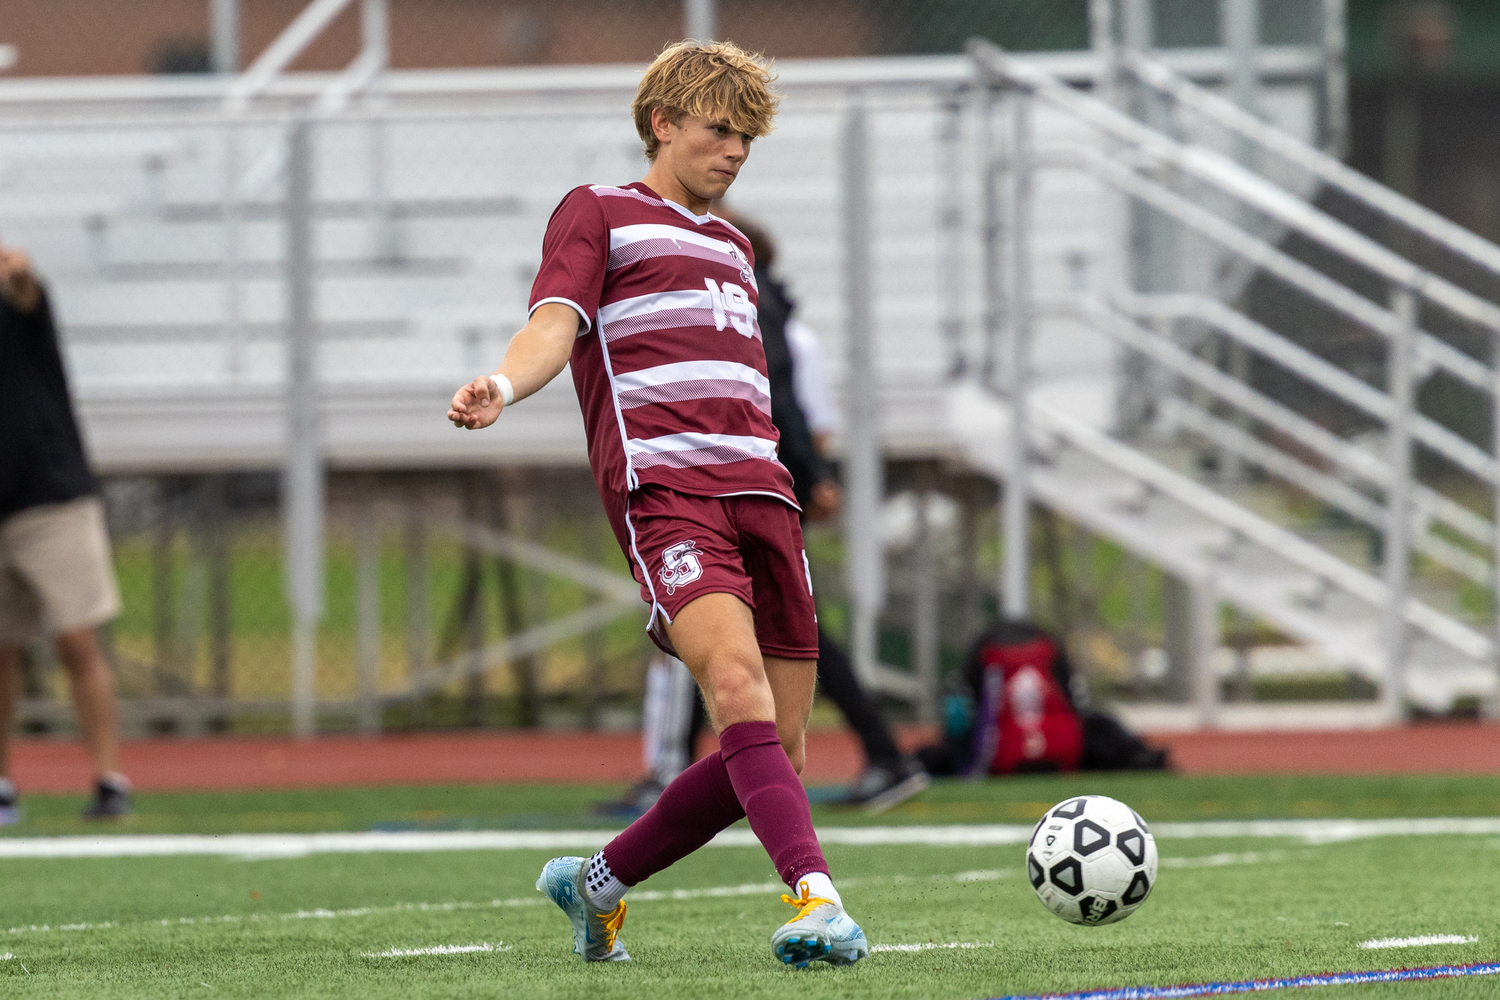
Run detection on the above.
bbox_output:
[659,540,705,595]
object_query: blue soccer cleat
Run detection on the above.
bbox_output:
[536,856,630,962]
[771,881,869,969]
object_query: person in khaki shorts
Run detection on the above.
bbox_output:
[0,242,131,823]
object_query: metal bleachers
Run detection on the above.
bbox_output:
[17,6,1495,728]
[0,51,1326,473]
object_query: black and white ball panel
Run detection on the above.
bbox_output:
[1027,794,1157,926]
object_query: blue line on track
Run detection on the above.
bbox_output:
[989,962,1500,999]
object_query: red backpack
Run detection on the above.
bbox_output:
[969,627,1083,775]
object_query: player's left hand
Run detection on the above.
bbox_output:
[448,377,504,429]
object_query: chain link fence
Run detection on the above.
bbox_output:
[8,471,651,737]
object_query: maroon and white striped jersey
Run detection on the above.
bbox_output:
[529,182,797,508]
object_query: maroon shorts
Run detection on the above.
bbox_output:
[605,484,818,660]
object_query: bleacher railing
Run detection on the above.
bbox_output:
[969,38,1500,718]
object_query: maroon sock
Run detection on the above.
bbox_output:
[718,720,828,888]
[600,751,745,887]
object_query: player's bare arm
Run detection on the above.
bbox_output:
[447,301,581,430]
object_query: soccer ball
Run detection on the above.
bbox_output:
[1027,794,1157,925]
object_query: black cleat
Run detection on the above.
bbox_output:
[0,778,19,826]
[82,775,132,820]
[591,777,666,819]
[842,758,931,814]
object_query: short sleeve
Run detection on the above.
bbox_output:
[529,187,608,336]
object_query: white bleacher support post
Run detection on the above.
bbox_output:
[361,0,388,66]
[283,120,324,739]
[979,80,1001,386]
[1191,577,1220,726]
[1221,0,1261,116]
[685,0,716,41]
[1220,0,1259,483]
[1089,0,1118,103]
[361,0,396,260]
[913,484,940,721]
[841,94,885,687]
[1116,0,1166,437]
[1491,334,1500,719]
[1122,0,1152,55]
[1000,90,1034,620]
[221,125,245,381]
[211,0,241,74]
[1382,284,1416,722]
[356,488,381,734]
[1322,0,1349,158]
[938,89,966,377]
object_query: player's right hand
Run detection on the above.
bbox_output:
[448,377,504,430]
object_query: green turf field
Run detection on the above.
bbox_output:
[3,774,1499,998]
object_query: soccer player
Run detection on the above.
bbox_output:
[603,214,928,818]
[447,40,866,968]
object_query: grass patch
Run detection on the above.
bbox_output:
[3,775,1500,997]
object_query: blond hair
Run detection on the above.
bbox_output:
[632,41,779,161]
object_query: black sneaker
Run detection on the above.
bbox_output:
[592,777,666,819]
[842,759,931,814]
[82,775,132,820]
[0,778,18,827]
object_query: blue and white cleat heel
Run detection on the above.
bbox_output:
[771,881,869,969]
[536,856,630,962]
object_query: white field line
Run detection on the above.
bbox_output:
[872,941,995,953]
[5,817,1500,859]
[361,942,509,958]
[1360,935,1478,949]
[0,953,12,960]
[1159,850,1286,869]
[3,869,1006,940]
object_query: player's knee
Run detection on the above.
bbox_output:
[702,652,767,711]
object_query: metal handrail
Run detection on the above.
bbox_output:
[225,0,367,111]
[973,42,1500,343]
[1084,300,1494,587]
[1161,397,1491,586]
[1027,394,1491,661]
[1122,52,1500,284]
[1081,145,1493,394]
[1124,294,1500,502]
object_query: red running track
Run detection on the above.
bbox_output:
[7,721,1500,793]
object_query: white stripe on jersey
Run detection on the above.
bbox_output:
[627,432,779,470]
[590,184,664,206]
[614,360,772,413]
[606,224,754,283]
[610,224,739,256]
[598,288,759,343]
[614,361,769,394]
[599,288,712,326]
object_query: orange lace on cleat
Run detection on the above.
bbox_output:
[779,881,835,922]
[598,900,627,952]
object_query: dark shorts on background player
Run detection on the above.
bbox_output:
[604,485,818,660]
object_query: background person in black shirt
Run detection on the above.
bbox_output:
[0,244,131,822]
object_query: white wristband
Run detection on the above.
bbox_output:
[487,374,515,407]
